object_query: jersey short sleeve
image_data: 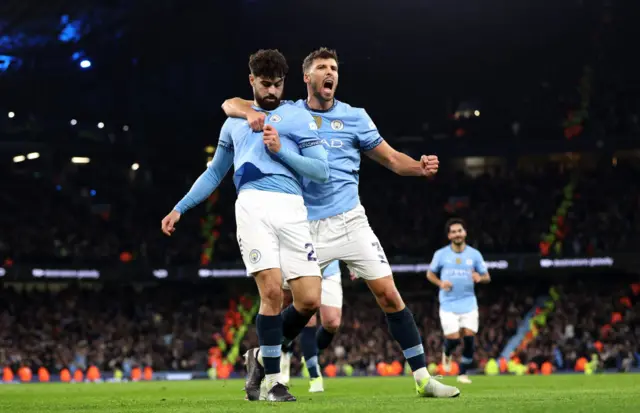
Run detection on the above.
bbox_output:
[474,250,488,274]
[355,109,383,152]
[429,250,443,274]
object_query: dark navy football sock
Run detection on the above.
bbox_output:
[301,326,320,378]
[256,314,282,375]
[386,308,427,371]
[316,326,336,351]
[460,335,475,375]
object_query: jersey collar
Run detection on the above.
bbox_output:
[304,98,338,113]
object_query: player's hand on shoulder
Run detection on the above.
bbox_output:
[440,280,453,291]
[161,210,181,236]
[420,155,439,177]
[247,110,266,132]
[263,124,281,153]
[472,272,482,283]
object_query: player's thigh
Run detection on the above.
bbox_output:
[459,309,479,335]
[439,310,462,337]
[235,197,279,274]
[287,276,321,310]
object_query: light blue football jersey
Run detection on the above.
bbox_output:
[429,245,488,313]
[221,103,324,193]
[291,99,383,220]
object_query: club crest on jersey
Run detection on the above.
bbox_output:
[455,257,462,265]
[269,114,282,123]
[313,115,323,129]
[331,120,344,130]
[249,249,261,264]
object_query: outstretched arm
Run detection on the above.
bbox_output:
[366,141,435,177]
[173,146,233,214]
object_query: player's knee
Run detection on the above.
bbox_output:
[375,284,404,312]
[260,284,283,309]
[322,316,341,333]
[295,295,320,314]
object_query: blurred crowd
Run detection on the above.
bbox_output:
[0,278,538,376]
[524,279,640,372]
[2,275,638,377]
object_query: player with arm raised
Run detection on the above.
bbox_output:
[222,48,459,398]
[161,50,330,402]
[426,218,491,384]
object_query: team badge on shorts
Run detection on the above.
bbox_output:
[331,120,344,130]
[249,249,261,264]
[269,114,282,123]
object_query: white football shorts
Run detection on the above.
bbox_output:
[439,308,479,336]
[310,204,391,281]
[235,189,321,281]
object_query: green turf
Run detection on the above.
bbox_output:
[1,375,640,413]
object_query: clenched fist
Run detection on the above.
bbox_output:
[420,155,439,177]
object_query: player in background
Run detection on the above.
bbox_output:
[222,48,460,398]
[426,218,491,384]
[161,49,330,402]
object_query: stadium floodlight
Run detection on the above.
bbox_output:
[131,163,140,171]
[27,152,40,160]
[71,157,90,164]
[8,111,15,118]
[474,110,480,117]
[80,59,92,69]
[97,122,104,129]
[70,119,77,126]
[13,155,25,163]
[123,125,130,132]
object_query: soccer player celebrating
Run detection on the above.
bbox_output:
[222,48,460,398]
[161,49,330,402]
[426,218,491,384]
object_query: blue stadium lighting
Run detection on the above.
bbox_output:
[90,190,96,197]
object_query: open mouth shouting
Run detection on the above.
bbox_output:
[321,78,335,95]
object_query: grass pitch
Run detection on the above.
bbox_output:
[1,375,639,413]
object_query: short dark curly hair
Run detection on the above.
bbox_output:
[445,218,466,234]
[302,47,338,74]
[248,49,289,79]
